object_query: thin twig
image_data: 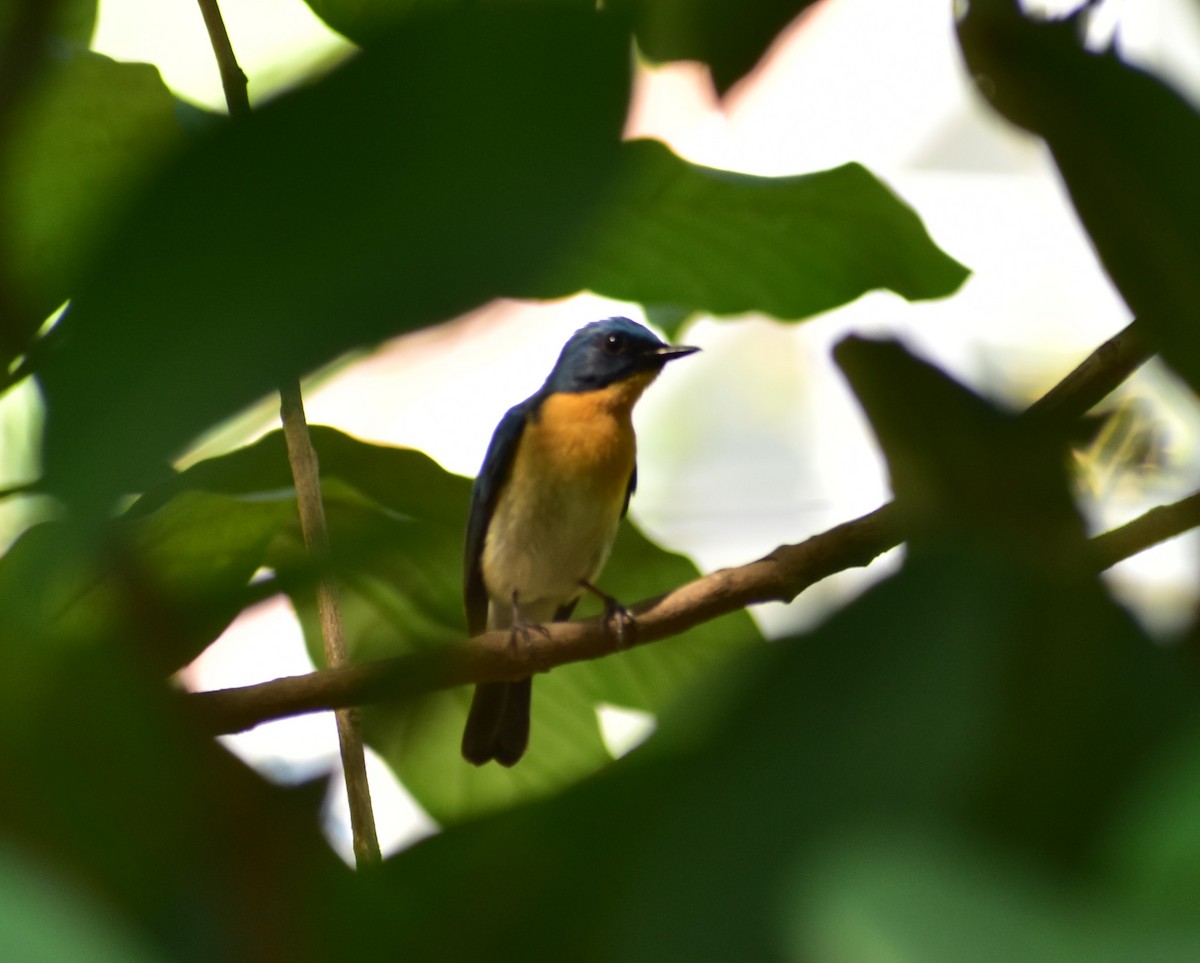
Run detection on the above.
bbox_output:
[195,0,249,116]
[195,0,379,866]
[186,320,1171,734]
[1022,318,1152,426]
[1091,491,1200,570]
[279,385,381,864]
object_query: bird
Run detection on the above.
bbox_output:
[461,316,700,766]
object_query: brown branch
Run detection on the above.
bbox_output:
[1021,318,1152,426]
[195,0,379,866]
[189,503,902,733]
[1090,491,1200,570]
[188,482,1200,736]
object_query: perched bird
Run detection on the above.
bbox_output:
[462,317,699,766]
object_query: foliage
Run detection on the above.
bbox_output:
[0,0,1197,960]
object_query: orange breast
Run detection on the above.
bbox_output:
[478,373,657,614]
[522,376,651,492]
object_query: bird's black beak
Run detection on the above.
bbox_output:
[653,344,701,362]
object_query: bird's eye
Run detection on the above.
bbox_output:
[604,333,626,355]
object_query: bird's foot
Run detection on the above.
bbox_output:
[579,580,637,649]
[504,590,551,662]
[506,620,550,664]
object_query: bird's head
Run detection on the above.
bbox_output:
[544,317,699,394]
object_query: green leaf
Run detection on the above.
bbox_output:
[0,523,387,958]
[135,425,463,526]
[301,0,815,94]
[0,47,183,356]
[790,829,1200,963]
[301,0,595,46]
[957,1,1200,395]
[833,334,1083,555]
[0,839,163,963]
[0,0,97,48]
[534,140,969,331]
[612,0,820,93]
[0,491,290,674]
[37,8,630,514]
[1100,719,1200,920]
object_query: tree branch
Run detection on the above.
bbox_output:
[185,319,1174,736]
[188,484,1200,736]
[1090,491,1200,570]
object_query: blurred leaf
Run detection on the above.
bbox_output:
[791,829,1200,963]
[301,0,816,94]
[957,0,1200,394]
[0,536,387,960]
[833,334,1084,558]
[0,490,290,675]
[134,426,462,525]
[0,46,183,354]
[1100,719,1200,920]
[0,0,96,48]
[302,0,595,45]
[37,8,630,514]
[0,838,163,963]
[611,0,819,93]
[834,335,1196,862]
[535,140,969,337]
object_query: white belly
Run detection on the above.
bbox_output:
[480,471,622,627]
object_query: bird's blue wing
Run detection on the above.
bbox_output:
[622,464,637,519]
[464,398,533,636]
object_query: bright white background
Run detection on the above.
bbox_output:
[81,0,1200,859]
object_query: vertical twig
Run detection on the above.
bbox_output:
[195,0,381,867]
[279,385,381,866]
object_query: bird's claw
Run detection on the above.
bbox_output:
[507,621,551,663]
[580,579,638,650]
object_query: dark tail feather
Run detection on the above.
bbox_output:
[461,678,531,766]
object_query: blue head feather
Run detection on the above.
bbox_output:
[543,317,697,394]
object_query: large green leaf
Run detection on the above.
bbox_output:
[1100,718,1200,920]
[0,490,291,674]
[0,521,392,960]
[535,139,968,335]
[791,829,1200,963]
[957,0,1200,395]
[36,8,631,514]
[0,839,163,963]
[611,0,820,93]
[301,0,816,93]
[302,0,594,45]
[0,0,96,49]
[0,46,183,359]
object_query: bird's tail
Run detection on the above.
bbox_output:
[461,678,531,766]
